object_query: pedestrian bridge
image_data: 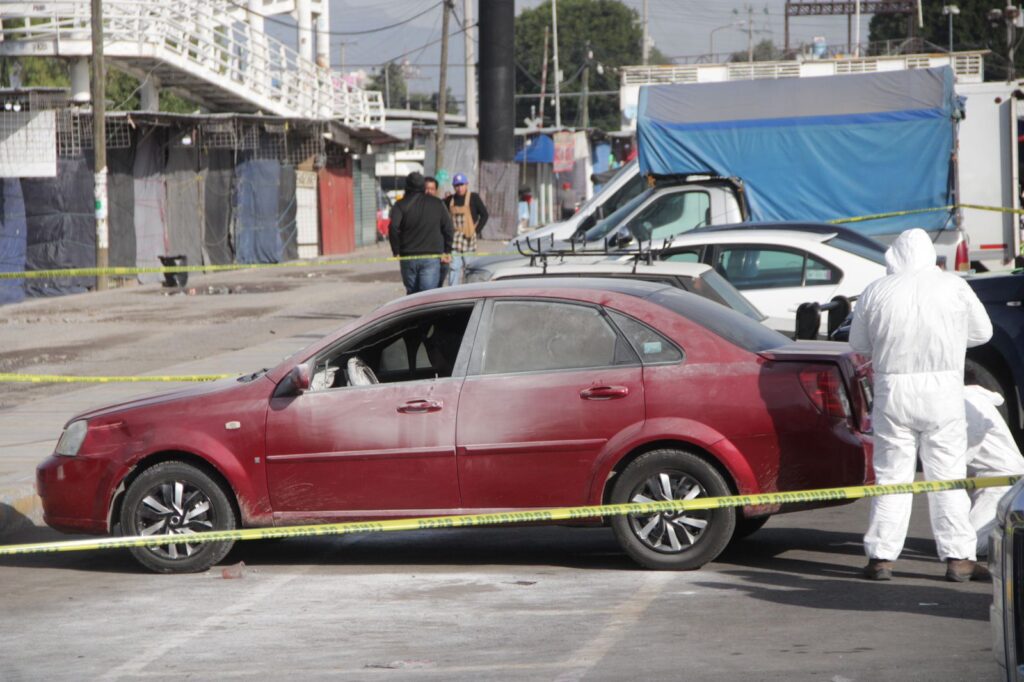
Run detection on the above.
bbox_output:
[0,0,385,128]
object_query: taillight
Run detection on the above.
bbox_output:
[799,367,851,420]
[955,238,970,272]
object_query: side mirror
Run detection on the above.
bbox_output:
[289,363,312,393]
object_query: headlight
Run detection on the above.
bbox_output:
[55,420,88,457]
[464,269,493,283]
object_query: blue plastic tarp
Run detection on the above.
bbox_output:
[235,159,283,264]
[0,179,27,304]
[637,67,959,235]
[515,135,555,164]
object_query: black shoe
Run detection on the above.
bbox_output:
[864,558,894,581]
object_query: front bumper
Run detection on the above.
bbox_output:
[36,454,117,535]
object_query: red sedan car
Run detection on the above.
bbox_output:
[38,279,873,573]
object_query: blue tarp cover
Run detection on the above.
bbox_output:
[637,67,958,235]
[0,179,26,304]
[515,135,555,164]
[235,159,283,264]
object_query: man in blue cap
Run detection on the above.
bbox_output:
[443,172,489,286]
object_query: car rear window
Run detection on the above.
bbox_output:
[691,270,766,322]
[647,287,790,352]
[825,235,886,265]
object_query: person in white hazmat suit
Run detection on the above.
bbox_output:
[964,385,1024,557]
[849,228,992,582]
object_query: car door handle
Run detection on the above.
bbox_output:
[397,399,443,414]
[580,385,629,400]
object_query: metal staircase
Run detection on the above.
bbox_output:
[0,0,385,127]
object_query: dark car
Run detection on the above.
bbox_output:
[38,279,873,573]
[829,271,1023,443]
[990,477,1024,679]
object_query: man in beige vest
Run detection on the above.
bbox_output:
[443,172,489,286]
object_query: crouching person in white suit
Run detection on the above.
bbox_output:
[965,384,1024,557]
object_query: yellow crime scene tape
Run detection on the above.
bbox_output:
[0,250,520,281]
[0,202,1020,283]
[0,475,1017,556]
[0,373,234,384]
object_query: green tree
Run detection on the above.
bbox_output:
[368,62,408,110]
[516,0,667,131]
[868,1,1017,80]
[729,39,783,63]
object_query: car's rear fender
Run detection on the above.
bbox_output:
[589,417,760,506]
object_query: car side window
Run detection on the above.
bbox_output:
[627,191,711,242]
[663,249,701,263]
[805,254,842,285]
[310,305,475,390]
[481,301,635,375]
[717,247,804,290]
[608,311,684,364]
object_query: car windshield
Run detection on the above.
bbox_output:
[574,160,637,215]
[825,235,887,265]
[581,188,655,242]
[691,270,767,322]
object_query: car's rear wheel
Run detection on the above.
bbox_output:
[965,358,1013,427]
[610,449,735,570]
[119,461,237,574]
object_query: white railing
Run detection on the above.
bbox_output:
[0,0,384,128]
[621,51,987,86]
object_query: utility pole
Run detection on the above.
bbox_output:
[747,5,754,63]
[642,0,650,65]
[463,0,477,129]
[538,26,549,126]
[581,41,590,130]
[435,0,452,175]
[337,40,357,73]
[552,0,561,129]
[91,0,108,290]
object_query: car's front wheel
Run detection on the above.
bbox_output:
[119,461,237,574]
[610,449,735,570]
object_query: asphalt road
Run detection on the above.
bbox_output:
[0,501,998,681]
[0,247,1001,681]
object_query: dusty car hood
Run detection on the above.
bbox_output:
[68,375,264,424]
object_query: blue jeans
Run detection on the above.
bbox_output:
[400,258,442,294]
[448,252,465,287]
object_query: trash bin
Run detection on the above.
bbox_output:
[158,254,188,288]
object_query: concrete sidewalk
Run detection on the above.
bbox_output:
[0,326,332,537]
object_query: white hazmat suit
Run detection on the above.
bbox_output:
[849,228,992,562]
[964,385,1024,557]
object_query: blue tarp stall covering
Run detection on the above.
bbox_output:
[22,157,96,296]
[203,148,235,265]
[234,159,283,264]
[637,67,959,236]
[0,179,27,304]
[515,134,555,163]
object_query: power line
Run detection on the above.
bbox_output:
[374,21,478,67]
[227,0,442,37]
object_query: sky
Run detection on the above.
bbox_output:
[266,0,876,109]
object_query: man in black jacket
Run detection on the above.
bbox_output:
[389,172,453,294]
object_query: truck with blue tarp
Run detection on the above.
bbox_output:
[635,66,1019,272]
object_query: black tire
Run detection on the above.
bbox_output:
[610,449,736,570]
[965,358,1012,427]
[732,514,770,540]
[119,461,237,574]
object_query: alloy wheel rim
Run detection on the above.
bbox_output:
[627,472,710,553]
[133,479,215,560]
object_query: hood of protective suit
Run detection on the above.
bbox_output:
[884,228,937,275]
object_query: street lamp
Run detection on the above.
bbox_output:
[942,5,960,54]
